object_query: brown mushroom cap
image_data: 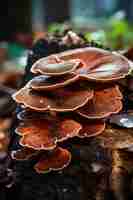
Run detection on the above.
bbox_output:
[17,109,50,121]
[53,47,130,81]
[77,85,122,119]
[96,126,133,149]
[11,147,38,160]
[12,80,93,112]
[27,74,79,91]
[16,110,106,150]
[78,118,105,138]
[34,147,71,173]
[16,116,82,150]
[31,55,81,76]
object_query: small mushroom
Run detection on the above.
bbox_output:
[77,85,122,119]
[31,55,81,76]
[34,147,71,173]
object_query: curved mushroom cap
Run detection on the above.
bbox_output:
[16,115,82,150]
[17,109,50,121]
[16,110,105,150]
[110,111,133,128]
[11,147,38,160]
[53,47,130,81]
[12,80,93,112]
[96,126,133,149]
[31,55,81,76]
[78,118,105,138]
[77,85,122,119]
[28,74,79,91]
[34,147,71,173]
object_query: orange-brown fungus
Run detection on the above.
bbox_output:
[77,85,122,119]
[13,80,93,112]
[16,116,81,150]
[12,46,130,173]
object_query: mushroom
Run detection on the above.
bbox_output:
[12,46,130,174]
[13,80,93,112]
[44,47,130,81]
[77,85,123,119]
[16,115,82,150]
[31,56,81,76]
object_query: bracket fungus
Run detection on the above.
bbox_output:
[12,46,130,173]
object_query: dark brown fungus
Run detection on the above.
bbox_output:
[11,147,38,160]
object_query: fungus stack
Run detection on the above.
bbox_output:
[12,47,130,173]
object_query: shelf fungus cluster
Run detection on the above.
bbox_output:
[12,47,130,174]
